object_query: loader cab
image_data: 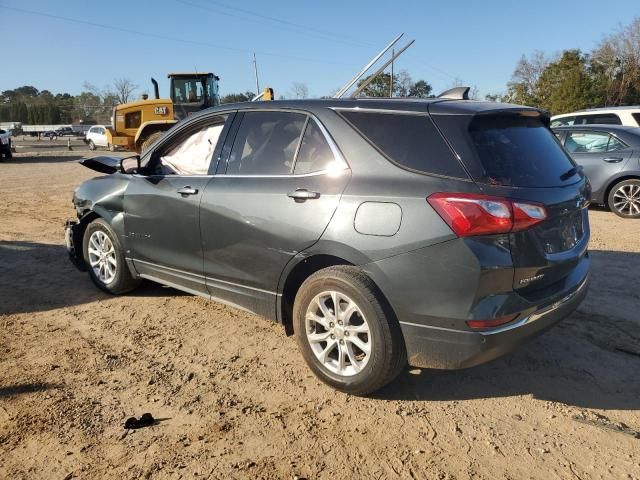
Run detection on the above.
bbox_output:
[169,72,220,120]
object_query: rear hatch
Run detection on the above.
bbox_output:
[431,106,590,295]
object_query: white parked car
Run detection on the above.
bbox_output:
[84,125,113,151]
[551,106,640,127]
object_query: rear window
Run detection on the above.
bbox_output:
[465,115,577,187]
[633,113,640,127]
[339,110,467,178]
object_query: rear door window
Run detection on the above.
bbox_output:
[339,110,468,178]
[226,111,306,175]
[564,131,610,153]
[632,113,640,127]
[574,113,621,125]
[461,114,577,187]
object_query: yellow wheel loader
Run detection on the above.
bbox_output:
[107,72,220,153]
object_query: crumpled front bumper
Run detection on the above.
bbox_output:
[64,219,86,271]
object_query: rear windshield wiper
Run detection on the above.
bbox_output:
[560,165,582,181]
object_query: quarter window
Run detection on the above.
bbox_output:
[632,113,640,127]
[293,120,337,174]
[227,112,306,175]
[339,110,467,178]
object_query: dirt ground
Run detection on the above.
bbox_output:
[1,139,639,480]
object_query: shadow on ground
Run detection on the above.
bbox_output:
[0,240,186,316]
[0,383,61,399]
[0,155,86,164]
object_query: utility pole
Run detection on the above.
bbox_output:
[253,52,260,96]
[389,48,394,97]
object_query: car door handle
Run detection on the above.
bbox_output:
[177,186,198,195]
[603,157,623,163]
[287,189,320,201]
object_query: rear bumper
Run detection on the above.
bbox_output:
[399,273,589,369]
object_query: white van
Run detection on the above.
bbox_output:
[551,106,640,127]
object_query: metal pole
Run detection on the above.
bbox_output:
[390,48,394,97]
[351,40,415,98]
[253,52,260,95]
[334,33,404,98]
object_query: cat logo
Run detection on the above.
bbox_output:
[154,106,169,115]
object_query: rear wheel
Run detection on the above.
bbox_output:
[140,131,164,153]
[82,218,140,294]
[88,140,96,151]
[608,179,640,218]
[293,266,406,395]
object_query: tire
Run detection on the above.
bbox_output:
[607,179,640,218]
[88,140,96,151]
[293,266,406,395]
[109,143,116,152]
[140,131,164,153]
[82,218,140,295]
[5,149,11,159]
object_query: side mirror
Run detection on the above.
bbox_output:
[120,155,141,174]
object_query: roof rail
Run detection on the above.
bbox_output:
[437,87,470,100]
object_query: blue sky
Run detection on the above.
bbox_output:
[1,0,639,99]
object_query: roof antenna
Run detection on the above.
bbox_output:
[437,86,471,100]
[334,33,406,98]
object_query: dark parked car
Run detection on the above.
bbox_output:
[553,124,640,218]
[41,130,58,138]
[65,99,590,394]
[55,126,76,137]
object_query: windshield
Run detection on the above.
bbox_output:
[467,114,578,187]
[172,78,205,104]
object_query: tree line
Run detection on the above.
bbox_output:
[492,17,640,114]
[0,79,139,125]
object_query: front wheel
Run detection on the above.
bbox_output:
[88,140,96,151]
[109,143,115,152]
[82,218,140,294]
[140,131,164,153]
[608,179,640,218]
[293,266,406,395]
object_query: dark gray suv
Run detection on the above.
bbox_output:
[65,99,590,394]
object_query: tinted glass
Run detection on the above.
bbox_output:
[575,113,621,125]
[632,113,640,127]
[468,115,576,187]
[551,116,575,127]
[227,112,305,175]
[293,121,335,174]
[564,132,610,153]
[340,111,467,178]
[125,111,141,129]
[607,135,627,152]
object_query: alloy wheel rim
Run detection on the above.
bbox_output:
[613,184,640,216]
[88,231,117,284]
[305,291,371,377]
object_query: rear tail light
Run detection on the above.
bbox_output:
[427,193,547,237]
